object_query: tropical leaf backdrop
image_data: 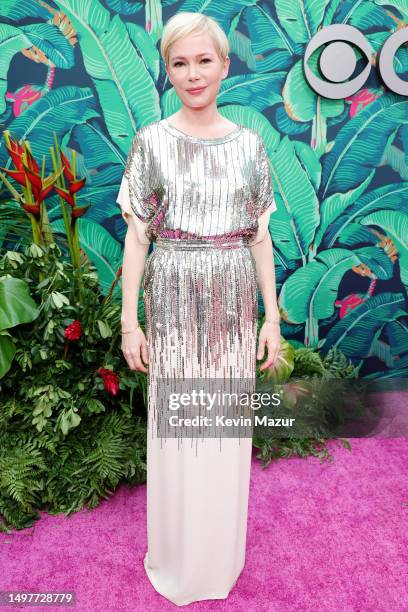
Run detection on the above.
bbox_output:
[0,0,407,380]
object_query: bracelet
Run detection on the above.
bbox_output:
[264,319,280,325]
[121,322,140,334]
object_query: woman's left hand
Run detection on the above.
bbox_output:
[257,322,281,371]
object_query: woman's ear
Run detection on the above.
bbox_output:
[222,56,230,79]
[165,62,172,85]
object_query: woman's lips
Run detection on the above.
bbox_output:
[187,87,206,95]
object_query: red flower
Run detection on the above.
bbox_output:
[72,204,91,219]
[1,137,61,219]
[4,135,25,170]
[21,202,41,216]
[54,185,76,207]
[59,149,75,182]
[64,319,82,341]
[0,167,27,186]
[69,177,86,194]
[97,367,120,396]
[55,148,88,217]
[24,148,40,174]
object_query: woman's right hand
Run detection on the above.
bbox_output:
[121,328,149,373]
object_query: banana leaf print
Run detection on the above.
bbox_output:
[0,0,407,379]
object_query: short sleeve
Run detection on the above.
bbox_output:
[116,174,151,244]
[122,134,157,223]
[253,137,277,219]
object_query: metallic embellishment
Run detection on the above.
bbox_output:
[123,120,276,455]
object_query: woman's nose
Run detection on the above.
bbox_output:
[188,63,199,78]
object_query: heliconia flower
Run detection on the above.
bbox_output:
[69,177,86,194]
[21,202,41,217]
[2,137,63,213]
[96,367,120,396]
[4,136,25,171]
[368,279,377,297]
[335,293,365,318]
[59,149,75,182]
[54,185,76,207]
[72,204,91,219]
[64,319,82,341]
[0,167,27,186]
[23,163,43,191]
[37,184,54,203]
[54,152,87,216]
[24,148,40,174]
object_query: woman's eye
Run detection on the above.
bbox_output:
[173,59,211,67]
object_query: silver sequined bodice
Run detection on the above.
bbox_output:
[124,118,273,243]
[121,118,276,448]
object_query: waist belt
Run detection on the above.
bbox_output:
[155,237,249,250]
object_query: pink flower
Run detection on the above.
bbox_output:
[335,294,365,318]
[345,88,381,118]
[6,85,43,117]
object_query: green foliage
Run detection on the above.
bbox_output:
[0,238,358,532]
[2,0,408,531]
[0,241,147,532]
[1,0,408,378]
[253,344,359,467]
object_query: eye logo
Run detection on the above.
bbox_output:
[304,24,408,99]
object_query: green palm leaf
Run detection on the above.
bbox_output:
[320,293,406,359]
[21,23,74,68]
[320,94,408,199]
[0,87,99,173]
[279,248,361,324]
[360,210,408,286]
[271,136,320,261]
[362,211,408,246]
[0,0,51,19]
[275,0,331,43]
[321,183,408,249]
[0,24,31,115]
[53,0,161,152]
[374,0,408,16]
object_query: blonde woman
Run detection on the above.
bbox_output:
[116,11,280,606]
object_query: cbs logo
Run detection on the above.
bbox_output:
[304,24,408,99]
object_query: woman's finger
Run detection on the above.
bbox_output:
[141,341,149,368]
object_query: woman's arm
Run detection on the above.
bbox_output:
[121,213,150,331]
[250,231,281,370]
[249,231,280,323]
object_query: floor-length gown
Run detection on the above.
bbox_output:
[116,118,276,606]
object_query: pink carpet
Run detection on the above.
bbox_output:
[1,397,407,611]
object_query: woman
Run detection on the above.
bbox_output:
[116,11,281,606]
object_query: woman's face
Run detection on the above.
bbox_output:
[165,33,229,109]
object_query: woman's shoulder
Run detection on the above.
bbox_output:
[243,126,266,146]
[129,120,161,148]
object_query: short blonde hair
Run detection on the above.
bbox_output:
[160,12,230,66]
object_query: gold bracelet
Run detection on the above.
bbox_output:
[121,322,140,334]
